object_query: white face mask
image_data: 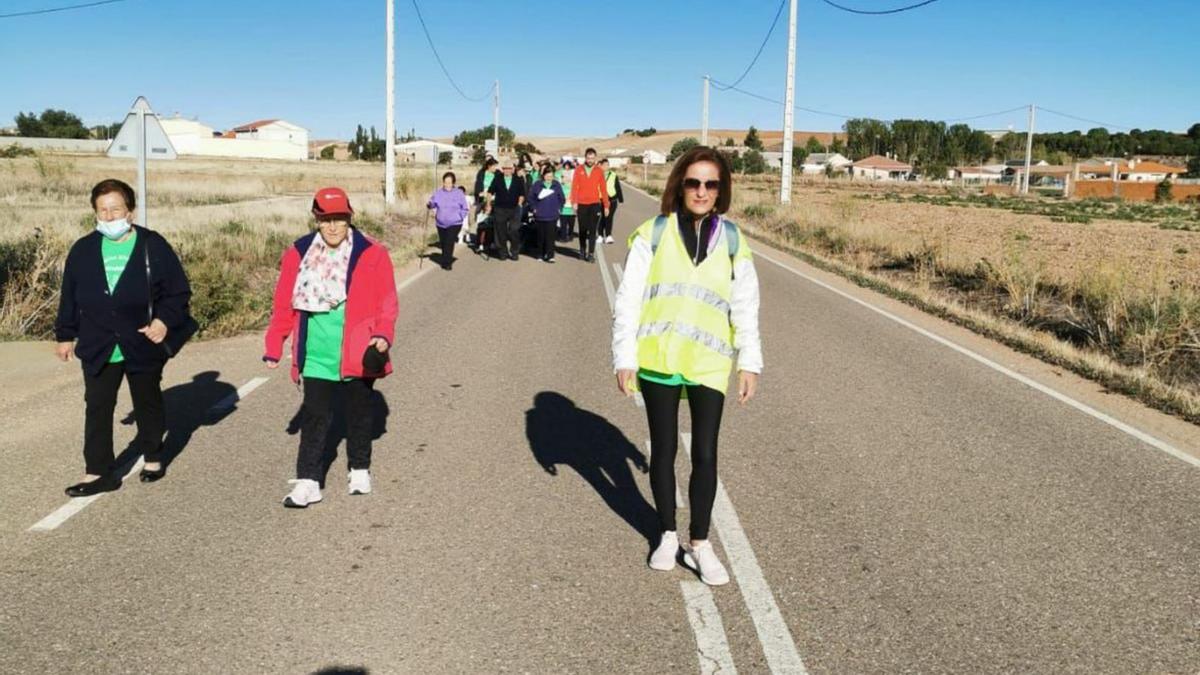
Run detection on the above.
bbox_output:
[96,217,131,240]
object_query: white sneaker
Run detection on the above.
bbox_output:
[348,469,372,495]
[648,531,680,571]
[283,479,322,508]
[682,540,730,586]
[605,235,615,244]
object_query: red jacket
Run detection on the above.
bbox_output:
[264,229,398,382]
[571,164,610,209]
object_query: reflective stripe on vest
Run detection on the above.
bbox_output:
[644,282,731,316]
[638,321,735,359]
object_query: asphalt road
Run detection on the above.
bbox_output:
[2,186,1199,674]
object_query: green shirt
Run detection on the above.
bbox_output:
[302,303,346,381]
[101,231,137,363]
[637,369,698,387]
[483,172,496,192]
[503,176,513,190]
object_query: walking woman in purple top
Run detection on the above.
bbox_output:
[426,172,471,270]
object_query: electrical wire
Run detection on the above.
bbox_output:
[0,0,128,19]
[712,0,787,91]
[410,0,495,102]
[818,0,942,15]
[1037,106,1132,132]
[712,81,860,119]
[941,106,1029,123]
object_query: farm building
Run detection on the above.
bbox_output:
[801,152,852,175]
[851,155,913,181]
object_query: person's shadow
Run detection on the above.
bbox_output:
[286,388,390,488]
[119,370,238,470]
[525,392,658,545]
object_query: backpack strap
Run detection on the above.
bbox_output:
[650,215,669,254]
[722,218,740,261]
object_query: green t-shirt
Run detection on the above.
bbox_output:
[637,368,698,387]
[503,176,513,190]
[303,303,346,381]
[101,231,137,363]
[483,172,496,192]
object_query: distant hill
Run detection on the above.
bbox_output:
[504,129,846,158]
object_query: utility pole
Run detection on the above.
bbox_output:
[701,76,710,146]
[779,0,798,204]
[493,80,501,152]
[1021,103,1036,195]
[384,0,396,208]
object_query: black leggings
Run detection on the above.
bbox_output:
[437,225,461,266]
[599,200,619,238]
[83,361,165,476]
[641,378,725,540]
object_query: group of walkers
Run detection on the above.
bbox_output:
[428,147,624,266]
[52,145,760,587]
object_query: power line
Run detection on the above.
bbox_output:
[713,0,787,91]
[0,0,128,19]
[410,0,494,102]
[1037,106,1133,132]
[712,81,859,120]
[818,0,942,15]
[941,105,1029,123]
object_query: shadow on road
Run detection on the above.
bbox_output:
[311,667,368,675]
[525,391,657,545]
[285,388,390,488]
[119,370,238,470]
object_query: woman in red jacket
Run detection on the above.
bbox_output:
[263,187,399,508]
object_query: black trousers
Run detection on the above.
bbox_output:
[83,361,165,476]
[296,377,376,482]
[491,207,521,258]
[641,378,725,541]
[577,203,603,257]
[535,219,557,260]
[437,225,461,267]
[558,214,576,241]
[599,200,619,238]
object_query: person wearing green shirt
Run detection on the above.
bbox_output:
[556,160,576,241]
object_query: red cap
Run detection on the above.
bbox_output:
[311,187,354,216]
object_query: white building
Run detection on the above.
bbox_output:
[801,152,852,175]
[952,165,1004,183]
[643,149,668,165]
[156,115,310,161]
[851,155,913,181]
[394,139,471,165]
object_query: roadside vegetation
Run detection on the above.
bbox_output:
[625,167,1200,424]
[0,154,433,341]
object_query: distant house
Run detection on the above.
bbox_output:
[643,149,668,165]
[155,114,309,161]
[851,155,913,181]
[606,148,639,168]
[801,152,852,175]
[230,119,309,160]
[394,139,470,165]
[952,165,1004,183]
[1117,159,1182,182]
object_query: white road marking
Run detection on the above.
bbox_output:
[681,580,739,675]
[683,434,808,674]
[597,244,617,309]
[753,250,1200,468]
[28,457,144,532]
[29,375,272,533]
[396,263,435,293]
[210,376,270,413]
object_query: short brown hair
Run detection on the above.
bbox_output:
[659,146,732,217]
[90,179,136,211]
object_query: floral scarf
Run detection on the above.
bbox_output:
[292,235,352,312]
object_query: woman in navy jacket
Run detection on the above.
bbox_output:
[54,179,193,497]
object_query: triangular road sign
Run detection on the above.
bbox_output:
[107,97,177,160]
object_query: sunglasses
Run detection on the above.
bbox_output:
[683,178,721,192]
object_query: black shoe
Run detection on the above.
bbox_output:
[139,466,167,482]
[65,475,121,497]
[510,254,520,261]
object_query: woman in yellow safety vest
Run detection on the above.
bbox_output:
[611,146,762,586]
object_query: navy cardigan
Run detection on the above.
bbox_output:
[54,226,192,376]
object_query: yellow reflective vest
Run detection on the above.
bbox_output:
[630,213,752,394]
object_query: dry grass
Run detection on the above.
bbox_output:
[625,167,1200,424]
[0,154,440,340]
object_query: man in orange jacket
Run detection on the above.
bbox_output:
[570,147,610,263]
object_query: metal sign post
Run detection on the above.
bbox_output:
[107,97,177,227]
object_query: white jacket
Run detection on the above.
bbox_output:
[612,221,763,375]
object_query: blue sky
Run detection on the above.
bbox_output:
[2,0,1196,140]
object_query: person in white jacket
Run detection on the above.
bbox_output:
[611,146,762,586]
